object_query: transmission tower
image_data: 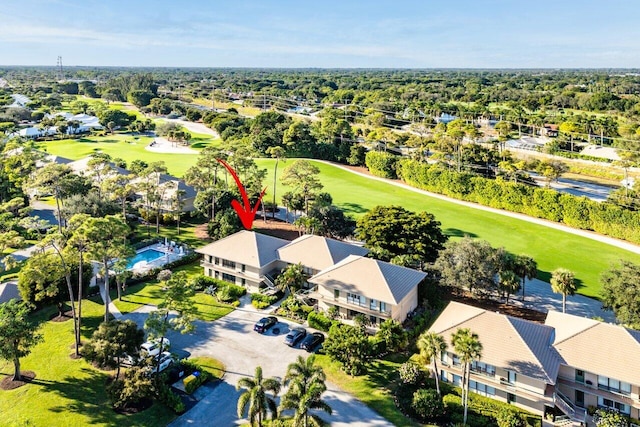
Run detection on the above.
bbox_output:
[56,56,64,81]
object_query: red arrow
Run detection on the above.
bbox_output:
[216,158,266,230]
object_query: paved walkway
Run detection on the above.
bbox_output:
[513,278,615,323]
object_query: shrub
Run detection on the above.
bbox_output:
[365,150,399,179]
[183,370,211,395]
[307,310,334,332]
[496,407,525,427]
[106,366,155,410]
[156,381,186,414]
[399,362,423,385]
[251,292,280,309]
[190,274,218,291]
[412,388,445,420]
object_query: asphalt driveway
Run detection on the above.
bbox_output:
[122,298,392,427]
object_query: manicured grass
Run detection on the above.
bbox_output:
[254,159,640,298]
[314,353,419,427]
[0,300,175,427]
[112,259,233,321]
[189,356,225,381]
[35,132,218,177]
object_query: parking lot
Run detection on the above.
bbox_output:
[123,298,392,426]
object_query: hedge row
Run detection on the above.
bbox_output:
[396,159,640,244]
[365,150,399,179]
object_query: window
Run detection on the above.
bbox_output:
[334,289,340,300]
[440,370,448,382]
[507,370,517,385]
[214,257,219,265]
[379,301,387,313]
[208,256,213,264]
[575,369,585,384]
[208,269,212,277]
[440,352,448,366]
[452,374,462,387]
[469,380,496,397]
[369,315,377,324]
[241,264,245,272]
[370,299,377,310]
[471,361,496,376]
[507,393,516,404]
[241,278,246,286]
[347,293,363,306]
[214,271,219,279]
[222,273,235,284]
[598,376,631,395]
[598,397,630,415]
[222,259,236,269]
[452,354,461,366]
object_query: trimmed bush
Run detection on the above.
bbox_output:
[183,370,211,395]
[497,407,525,427]
[397,158,640,245]
[399,361,423,385]
[251,292,280,309]
[156,381,186,414]
[365,150,399,179]
[412,388,445,420]
[307,310,334,331]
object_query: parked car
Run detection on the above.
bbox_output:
[284,327,307,347]
[300,332,325,352]
[141,337,171,357]
[155,351,174,373]
[254,316,278,333]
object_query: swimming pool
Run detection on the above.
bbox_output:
[127,248,165,269]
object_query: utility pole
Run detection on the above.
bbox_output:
[56,56,64,81]
[211,84,215,111]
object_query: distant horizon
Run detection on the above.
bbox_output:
[2,0,640,68]
[3,65,640,72]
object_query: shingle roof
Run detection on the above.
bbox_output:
[429,301,561,384]
[545,311,640,385]
[277,235,369,271]
[308,255,426,304]
[196,230,288,268]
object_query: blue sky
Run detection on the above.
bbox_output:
[1,0,639,68]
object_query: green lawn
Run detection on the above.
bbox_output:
[254,159,640,298]
[315,353,419,427]
[112,260,233,321]
[0,300,175,427]
[35,132,217,177]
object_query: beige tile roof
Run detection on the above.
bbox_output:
[277,235,369,272]
[429,301,561,384]
[196,230,288,269]
[545,311,640,385]
[308,255,426,304]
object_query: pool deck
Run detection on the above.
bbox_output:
[130,243,188,275]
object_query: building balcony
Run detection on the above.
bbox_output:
[440,364,554,402]
[557,376,640,405]
[310,291,392,318]
[200,261,262,281]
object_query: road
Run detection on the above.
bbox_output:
[528,172,613,202]
[122,299,392,427]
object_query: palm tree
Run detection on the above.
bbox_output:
[266,146,286,220]
[237,366,281,427]
[499,270,520,304]
[417,331,448,396]
[550,268,576,313]
[280,355,332,427]
[451,328,483,426]
[513,255,537,301]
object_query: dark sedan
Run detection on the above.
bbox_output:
[284,327,307,347]
[254,316,278,333]
[300,332,325,352]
